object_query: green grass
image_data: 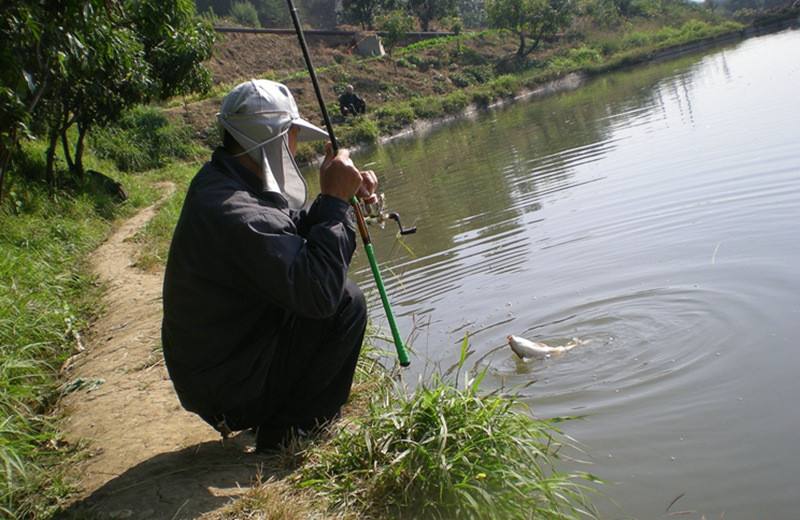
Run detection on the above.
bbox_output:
[0,136,171,517]
[89,106,206,173]
[298,340,599,519]
[132,162,199,271]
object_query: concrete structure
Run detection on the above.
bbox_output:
[355,34,385,57]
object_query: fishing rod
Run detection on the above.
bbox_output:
[285,0,411,367]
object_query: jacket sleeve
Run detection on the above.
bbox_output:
[230,194,358,319]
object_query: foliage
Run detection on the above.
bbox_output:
[254,0,292,26]
[89,106,201,172]
[127,0,215,102]
[487,0,575,57]
[230,1,262,27]
[406,0,458,31]
[342,116,381,145]
[458,0,489,27]
[378,10,416,55]
[342,0,397,29]
[0,0,214,196]
[373,104,416,133]
[300,341,599,519]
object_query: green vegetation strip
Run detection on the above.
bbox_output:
[290,19,744,163]
[0,142,158,518]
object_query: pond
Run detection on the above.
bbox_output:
[310,27,800,518]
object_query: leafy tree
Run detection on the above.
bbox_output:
[378,10,416,55]
[406,0,458,31]
[230,1,262,26]
[127,0,215,101]
[0,0,214,196]
[255,0,292,26]
[458,0,488,27]
[487,0,574,57]
[343,0,397,29]
[1,1,75,197]
[28,3,146,182]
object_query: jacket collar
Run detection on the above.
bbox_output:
[211,148,289,209]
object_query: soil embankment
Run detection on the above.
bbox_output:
[58,183,279,519]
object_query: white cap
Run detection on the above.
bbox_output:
[217,79,328,209]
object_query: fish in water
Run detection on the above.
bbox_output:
[506,335,585,360]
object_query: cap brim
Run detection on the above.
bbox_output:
[293,118,329,142]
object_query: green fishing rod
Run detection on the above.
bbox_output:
[285,0,410,367]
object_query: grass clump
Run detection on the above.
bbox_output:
[90,105,203,173]
[1,185,113,516]
[299,344,598,519]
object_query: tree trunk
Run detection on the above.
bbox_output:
[74,123,88,178]
[45,127,59,189]
[0,133,14,202]
[61,126,74,173]
[517,31,527,57]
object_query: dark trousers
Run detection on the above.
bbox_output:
[215,280,367,432]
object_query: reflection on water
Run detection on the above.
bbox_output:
[310,28,800,519]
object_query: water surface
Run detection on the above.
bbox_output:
[311,28,800,518]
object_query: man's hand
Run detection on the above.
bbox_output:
[320,144,379,204]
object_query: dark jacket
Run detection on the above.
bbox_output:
[162,149,356,416]
[338,92,366,115]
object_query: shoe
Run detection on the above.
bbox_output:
[255,425,291,452]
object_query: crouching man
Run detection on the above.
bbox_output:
[161,79,378,451]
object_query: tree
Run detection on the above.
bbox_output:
[0,0,215,196]
[458,0,488,27]
[378,10,415,55]
[343,0,396,29]
[406,0,458,31]
[487,0,574,58]
[127,0,215,101]
[1,0,77,197]
[255,0,292,26]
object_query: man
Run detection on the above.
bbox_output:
[338,84,366,117]
[162,79,378,451]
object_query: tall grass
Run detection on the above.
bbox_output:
[0,141,157,517]
[89,106,204,173]
[298,341,599,519]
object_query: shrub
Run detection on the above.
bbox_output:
[629,0,663,17]
[490,74,520,98]
[373,105,416,133]
[342,117,380,145]
[464,64,496,83]
[90,106,199,172]
[450,71,473,87]
[567,45,603,65]
[471,87,494,108]
[441,91,470,114]
[622,31,651,48]
[230,1,261,28]
[410,97,445,119]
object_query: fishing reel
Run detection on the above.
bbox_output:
[360,193,417,236]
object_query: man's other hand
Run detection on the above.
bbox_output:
[320,144,379,204]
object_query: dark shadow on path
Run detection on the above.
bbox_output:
[58,432,290,520]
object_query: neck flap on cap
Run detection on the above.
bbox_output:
[217,80,308,209]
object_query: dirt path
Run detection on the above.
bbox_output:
[58,183,271,520]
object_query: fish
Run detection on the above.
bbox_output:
[506,335,585,360]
